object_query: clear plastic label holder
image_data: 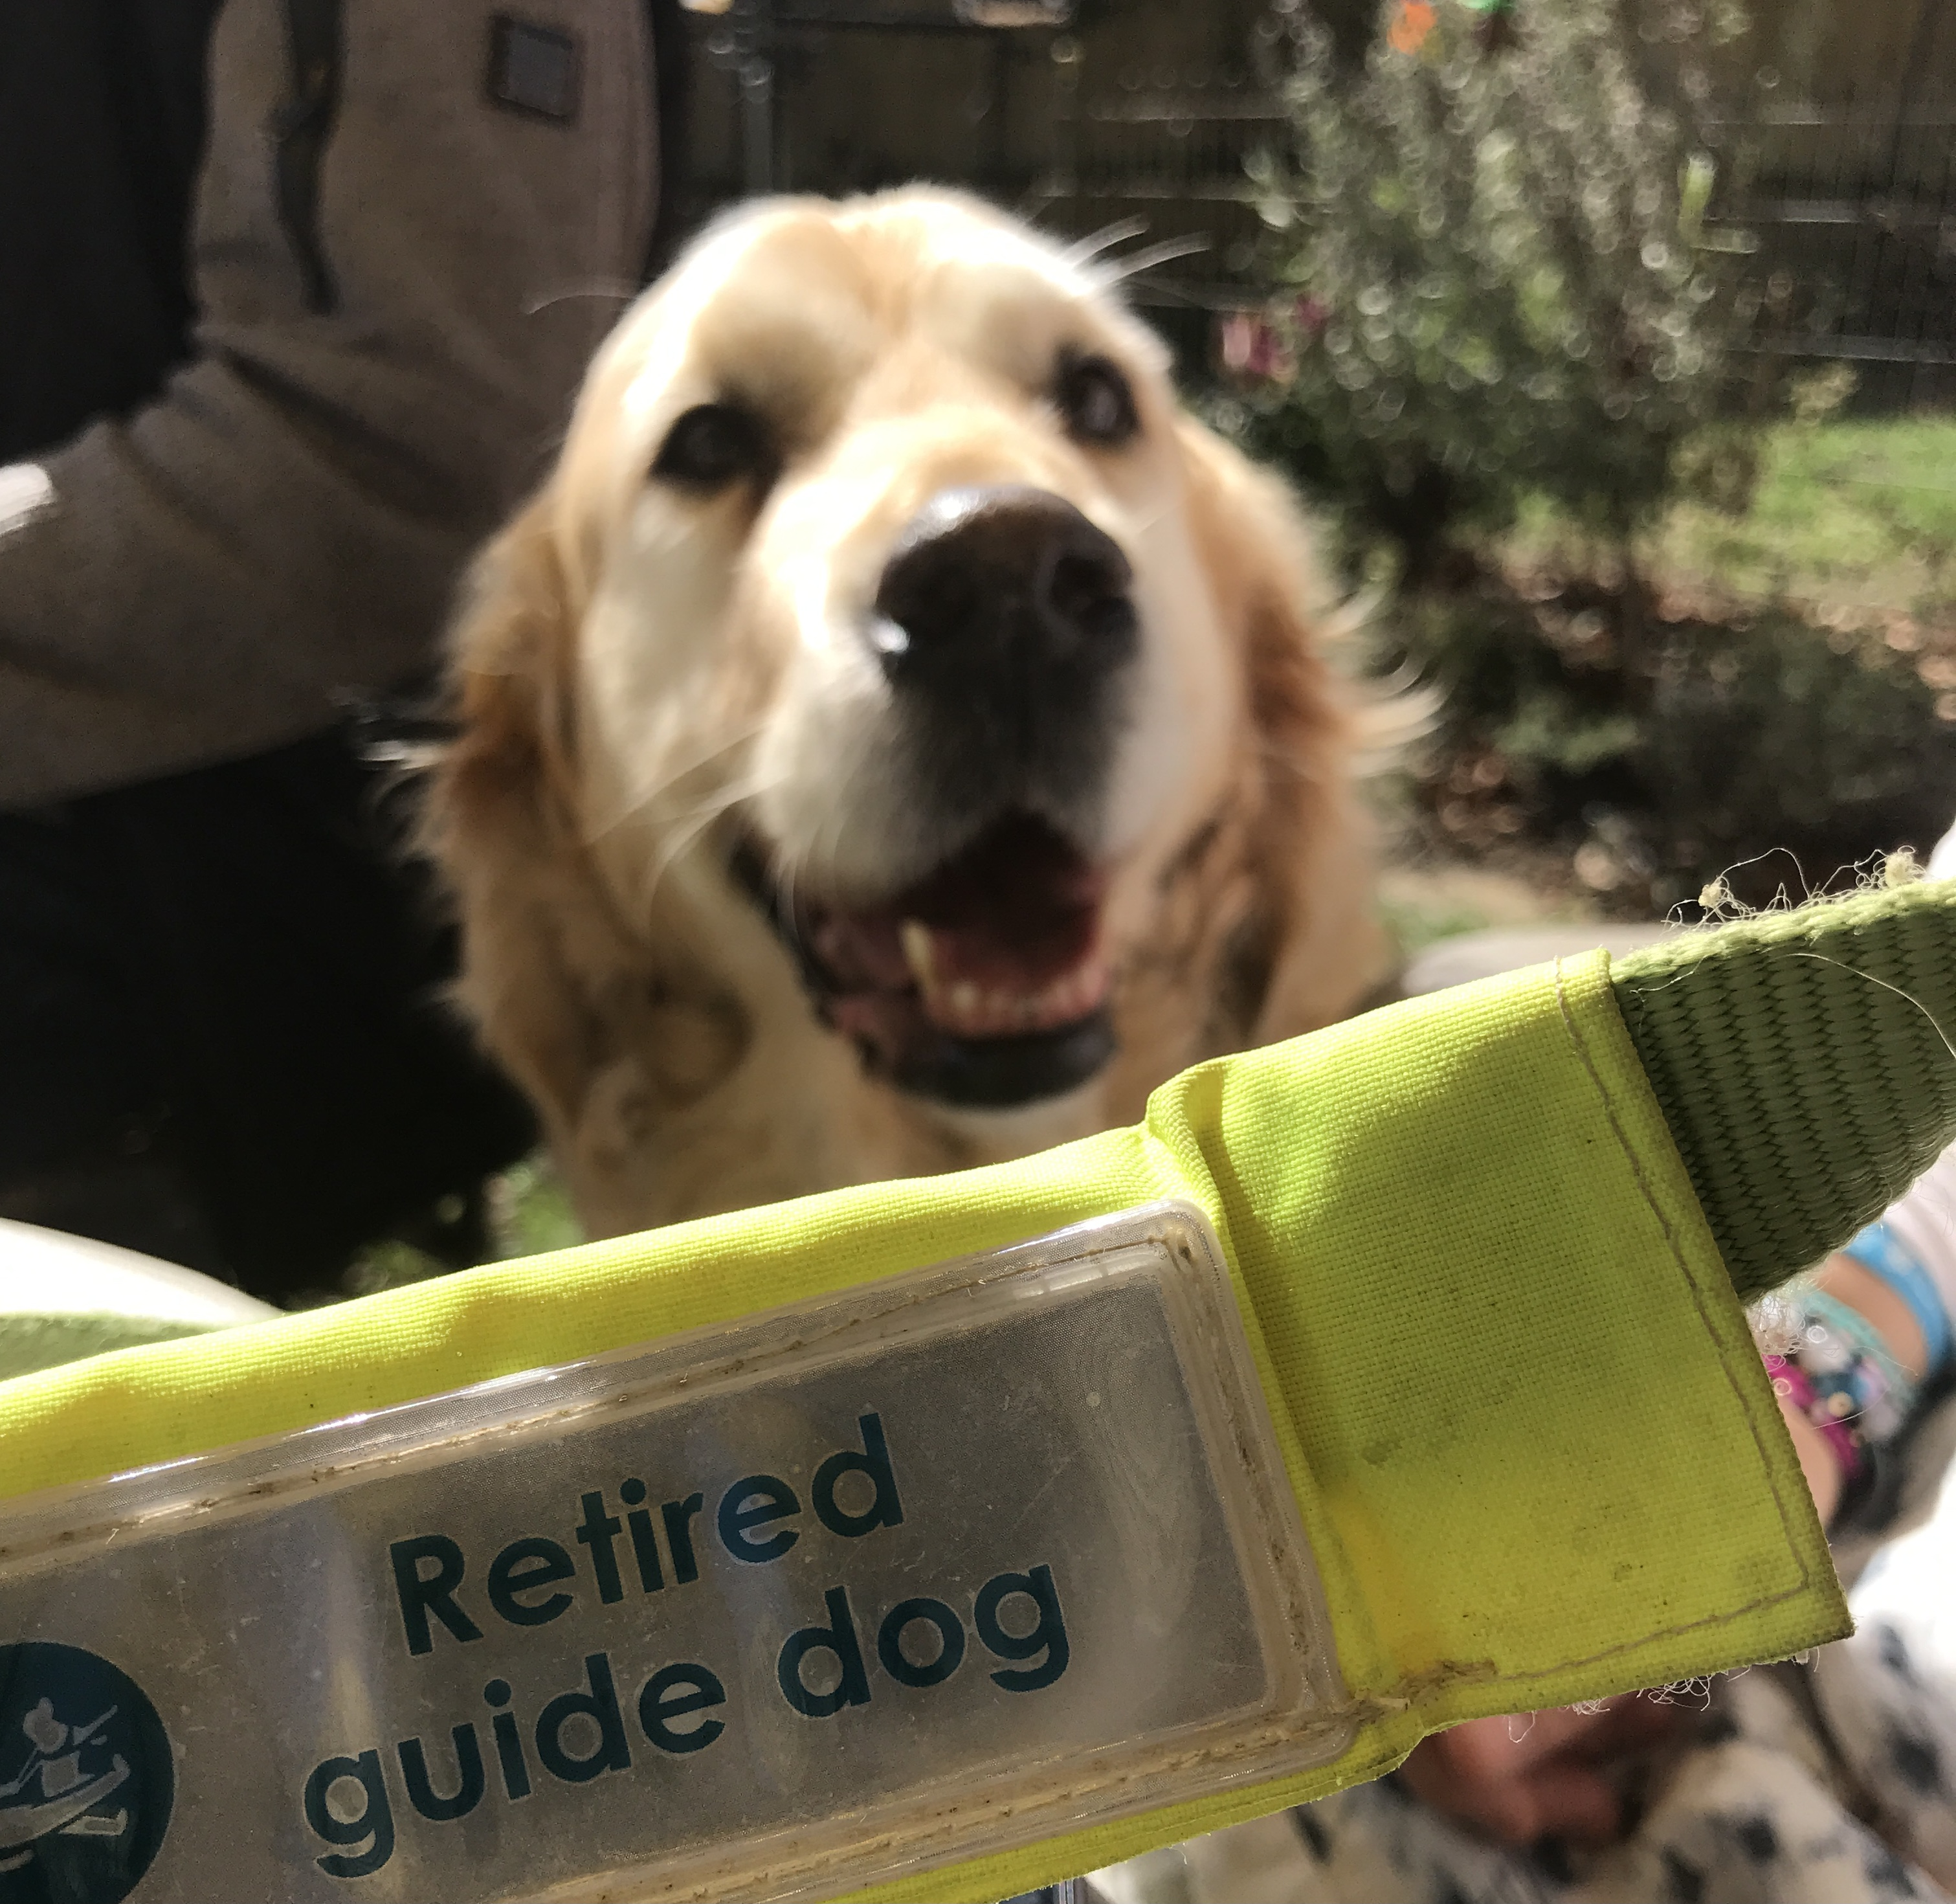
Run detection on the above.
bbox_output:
[0,1202,1350,1902]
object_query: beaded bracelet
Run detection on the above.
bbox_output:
[1762,1270,1933,1508]
[1794,1290,1917,1436]
[1839,1220,1952,1373]
[1764,1353,1866,1486]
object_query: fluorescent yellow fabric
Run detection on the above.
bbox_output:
[0,952,1839,1901]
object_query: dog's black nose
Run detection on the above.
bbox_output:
[871,485,1138,691]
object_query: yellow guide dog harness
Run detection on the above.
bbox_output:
[0,880,1951,1902]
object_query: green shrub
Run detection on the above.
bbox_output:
[1243,0,1746,576]
[1392,579,1956,912]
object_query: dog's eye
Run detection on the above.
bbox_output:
[1055,353,1140,448]
[652,403,772,491]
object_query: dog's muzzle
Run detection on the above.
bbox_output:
[736,486,1145,1110]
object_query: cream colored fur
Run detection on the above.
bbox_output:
[427,189,1398,1238]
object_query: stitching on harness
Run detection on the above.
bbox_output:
[1329,962,1827,1710]
[1540,956,1818,1637]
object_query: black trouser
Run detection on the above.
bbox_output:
[0,732,535,1302]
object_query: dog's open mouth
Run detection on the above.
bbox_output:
[737,812,1116,1108]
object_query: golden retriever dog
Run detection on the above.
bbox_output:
[428,188,1397,1238]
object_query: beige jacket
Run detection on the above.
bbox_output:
[0,0,659,805]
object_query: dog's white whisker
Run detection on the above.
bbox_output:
[797,728,886,896]
[522,278,641,317]
[584,717,773,846]
[1092,234,1212,286]
[635,768,782,913]
[1061,216,1151,265]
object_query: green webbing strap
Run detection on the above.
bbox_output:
[1612,878,1956,1301]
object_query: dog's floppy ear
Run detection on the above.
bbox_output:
[428,493,759,1230]
[426,492,634,1150]
[438,493,581,832]
[1175,418,1398,1042]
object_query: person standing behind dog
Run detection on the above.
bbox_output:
[0,0,684,1297]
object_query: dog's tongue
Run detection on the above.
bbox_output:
[808,814,1109,1042]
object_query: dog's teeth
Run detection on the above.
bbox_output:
[900,920,935,988]
[913,956,1111,1037]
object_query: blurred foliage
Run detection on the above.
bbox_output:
[491,1155,584,1259]
[1508,413,1956,625]
[324,1156,580,1305]
[1238,0,1748,577]
[1209,1,1956,914]
[1386,566,1956,915]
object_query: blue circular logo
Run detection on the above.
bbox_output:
[0,1644,173,1904]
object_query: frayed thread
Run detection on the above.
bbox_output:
[1747,1288,1808,1358]
[1691,844,1927,926]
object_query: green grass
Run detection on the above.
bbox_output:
[1508,416,1956,625]
[492,1156,584,1259]
[1379,890,1503,952]
[337,1156,583,1300]
[1377,860,1601,952]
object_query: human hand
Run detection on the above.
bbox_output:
[1397,1696,1682,1846]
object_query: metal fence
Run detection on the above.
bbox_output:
[1034,78,1956,406]
[1709,92,1956,407]
[675,1,1956,407]
[1032,82,1285,296]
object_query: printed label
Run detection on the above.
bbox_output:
[0,1643,173,1903]
[0,1205,1347,1901]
